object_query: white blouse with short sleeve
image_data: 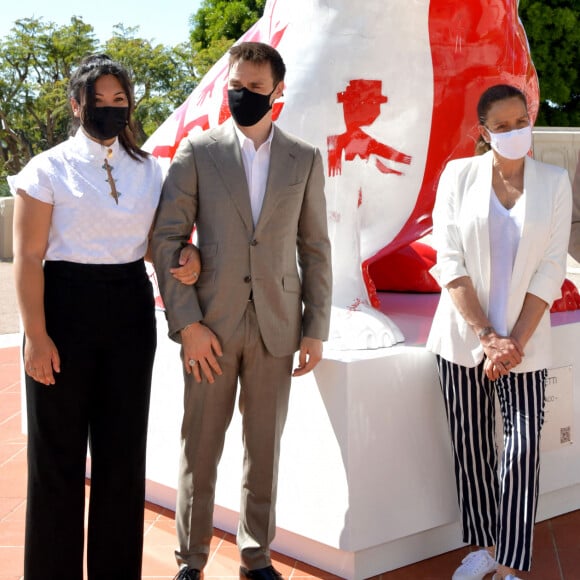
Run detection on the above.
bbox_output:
[8,129,163,264]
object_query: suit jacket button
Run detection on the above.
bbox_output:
[244,275,252,283]
[250,239,258,246]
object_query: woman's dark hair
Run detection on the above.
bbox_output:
[68,54,147,161]
[474,84,528,155]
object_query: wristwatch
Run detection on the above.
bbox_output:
[477,326,495,339]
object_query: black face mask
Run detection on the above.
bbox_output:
[83,106,129,141]
[227,87,274,127]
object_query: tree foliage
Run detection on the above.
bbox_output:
[0,17,98,182]
[519,0,580,126]
[188,0,266,79]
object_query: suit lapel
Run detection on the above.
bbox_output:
[256,126,296,233]
[207,121,254,233]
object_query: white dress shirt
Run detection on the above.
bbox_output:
[8,129,163,264]
[234,123,274,227]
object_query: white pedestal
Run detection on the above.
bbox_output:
[145,293,580,579]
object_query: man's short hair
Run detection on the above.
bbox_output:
[229,42,286,87]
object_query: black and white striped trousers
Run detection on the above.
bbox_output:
[436,356,546,572]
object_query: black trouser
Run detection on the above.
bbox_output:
[24,260,156,580]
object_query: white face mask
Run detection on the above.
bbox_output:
[486,125,532,160]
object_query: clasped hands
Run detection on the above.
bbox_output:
[481,332,524,381]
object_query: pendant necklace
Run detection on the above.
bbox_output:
[102,148,120,204]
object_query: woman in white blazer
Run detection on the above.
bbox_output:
[427,85,572,580]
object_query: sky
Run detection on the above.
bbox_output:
[1,0,203,46]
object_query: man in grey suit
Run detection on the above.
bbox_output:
[152,42,332,580]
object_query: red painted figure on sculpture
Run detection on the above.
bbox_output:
[328,80,412,177]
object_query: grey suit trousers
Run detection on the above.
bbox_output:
[175,300,293,570]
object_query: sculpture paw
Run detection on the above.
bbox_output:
[327,304,404,350]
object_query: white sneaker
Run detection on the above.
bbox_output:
[452,549,498,580]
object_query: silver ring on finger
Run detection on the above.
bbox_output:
[188,359,197,367]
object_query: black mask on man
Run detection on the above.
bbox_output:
[83,107,129,141]
[227,87,275,127]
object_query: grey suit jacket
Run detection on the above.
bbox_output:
[151,120,332,357]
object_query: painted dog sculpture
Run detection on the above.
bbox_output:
[146,0,541,349]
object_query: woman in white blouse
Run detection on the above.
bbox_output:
[10,54,198,579]
[427,85,572,580]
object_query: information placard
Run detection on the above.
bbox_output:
[541,365,574,452]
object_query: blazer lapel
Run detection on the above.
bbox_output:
[510,156,545,292]
[255,127,297,232]
[207,121,254,233]
[471,152,494,303]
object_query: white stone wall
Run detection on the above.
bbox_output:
[533,127,580,183]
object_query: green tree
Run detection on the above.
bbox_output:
[0,16,98,180]
[188,0,266,79]
[519,0,580,126]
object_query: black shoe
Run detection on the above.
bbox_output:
[174,567,201,580]
[240,565,283,580]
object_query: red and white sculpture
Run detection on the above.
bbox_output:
[145,0,539,349]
